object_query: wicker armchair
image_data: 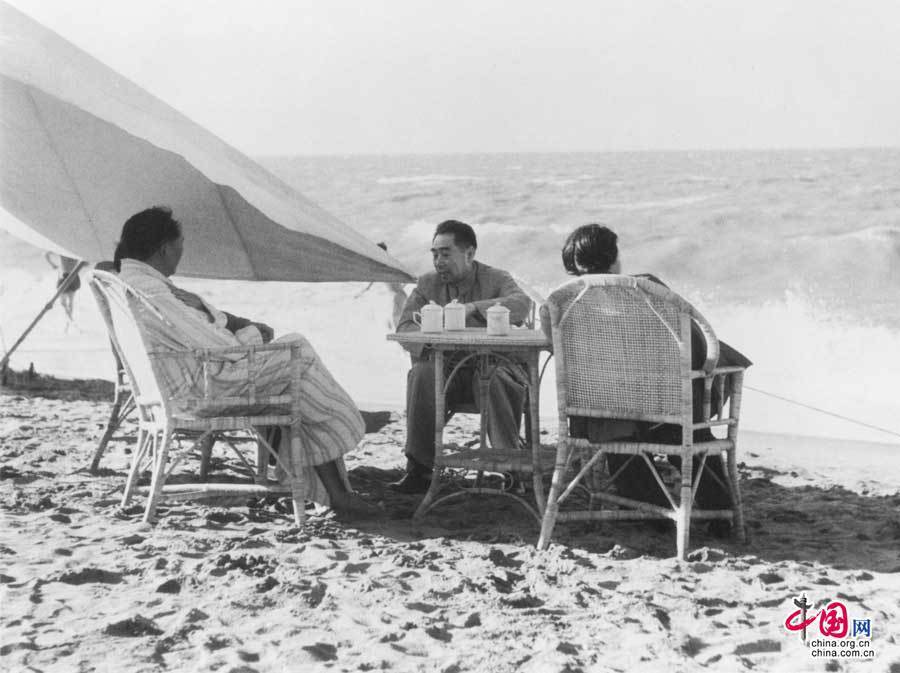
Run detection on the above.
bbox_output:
[537,275,747,559]
[87,262,212,475]
[89,270,307,525]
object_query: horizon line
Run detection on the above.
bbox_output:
[255,144,900,159]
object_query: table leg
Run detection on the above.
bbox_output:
[414,349,445,521]
[528,354,545,514]
[477,355,490,450]
[473,353,491,488]
[434,350,445,453]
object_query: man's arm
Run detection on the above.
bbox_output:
[538,303,551,340]
[171,288,273,343]
[395,282,429,359]
[396,284,428,333]
[469,271,532,325]
[168,284,274,344]
[224,312,252,333]
[130,279,238,350]
[224,312,274,343]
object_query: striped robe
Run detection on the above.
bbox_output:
[118,259,363,505]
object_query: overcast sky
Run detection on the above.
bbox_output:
[8,0,900,155]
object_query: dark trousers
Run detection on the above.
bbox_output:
[405,355,526,469]
[571,420,732,510]
[606,429,731,510]
[575,338,747,511]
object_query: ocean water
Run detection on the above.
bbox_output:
[261,149,900,444]
[2,149,898,444]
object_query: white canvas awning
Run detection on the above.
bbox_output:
[0,1,413,282]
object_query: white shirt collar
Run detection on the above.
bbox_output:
[120,258,173,285]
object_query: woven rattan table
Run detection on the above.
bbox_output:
[387,328,553,521]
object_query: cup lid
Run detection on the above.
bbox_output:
[487,302,509,314]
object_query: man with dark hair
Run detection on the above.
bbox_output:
[113,206,381,519]
[542,223,752,536]
[391,220,533,493]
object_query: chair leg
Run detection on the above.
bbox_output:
[537,444,569,550]
[676,452,693,561]
[121,428,150,507]
[256,439,267,485]
[90,397,124,473]
[198,433,215,480]
[726,445,747,543]
[413,467,445,522]
[537,502,560,550]
[288,426,305,526]
[291,489,306,526]
[143,427,173,524]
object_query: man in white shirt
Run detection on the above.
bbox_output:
[114,206,380,519]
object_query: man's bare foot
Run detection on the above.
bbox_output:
[330,492,384,520]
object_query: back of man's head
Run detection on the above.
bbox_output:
[434,220,477,250]
[114,206,181,271]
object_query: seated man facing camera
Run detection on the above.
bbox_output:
[391,220,533,493]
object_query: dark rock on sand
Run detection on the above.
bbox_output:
[156,579,181,594]
[681,636,708,657]
[0,641,38,655]
[488,547,523,568]
[104,615,164,637]
[302,642,338,662]
[757,572,784,585]
[57,568,123,585]
[733,639,782,655]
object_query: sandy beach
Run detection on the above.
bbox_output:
[2,372,899,673]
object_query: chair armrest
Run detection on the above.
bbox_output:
[148,339,307,408]
[692,318,719,375]
[710,365,747,376]
[149,339,302,360]
[690,365,747,380]
[697,366,746,423]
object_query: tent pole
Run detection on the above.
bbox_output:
[0,260,88,376]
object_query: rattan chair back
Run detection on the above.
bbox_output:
[547,274,716,426]
[90,270,170,420]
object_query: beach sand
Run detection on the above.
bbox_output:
[2,373,899,673]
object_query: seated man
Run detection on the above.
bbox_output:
[391,219,533,493]
[542,223,752,536]
[113,206,380,518]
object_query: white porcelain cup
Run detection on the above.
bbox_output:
[443,299,466,331]
[413,302,444,333]
[486,302,510,336]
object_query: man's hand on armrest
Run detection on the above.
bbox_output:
[251,322,274,343]
[222,312,273,343]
